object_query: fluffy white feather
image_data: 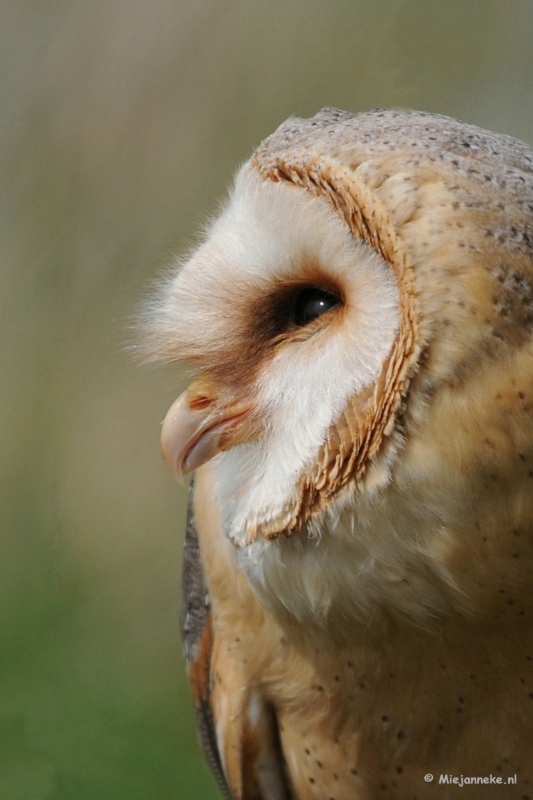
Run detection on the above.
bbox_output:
[153,167,400,546]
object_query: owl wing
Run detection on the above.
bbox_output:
[181,479,232,798]
[182,478,291,800]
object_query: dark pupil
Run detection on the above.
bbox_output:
[293,287,340,326]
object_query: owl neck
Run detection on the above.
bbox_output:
[237,469,533,641]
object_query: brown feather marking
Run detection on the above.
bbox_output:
[251,152,421,539]
[187,613,213,705]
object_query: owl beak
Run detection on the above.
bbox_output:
[161,384,254,483]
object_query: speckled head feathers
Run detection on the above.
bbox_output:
[148,108,533,560]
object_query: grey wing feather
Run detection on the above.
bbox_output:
[181,477,233,800]
[181,476,210,665]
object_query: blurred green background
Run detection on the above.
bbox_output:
[3,1,533,798]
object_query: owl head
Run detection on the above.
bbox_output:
[142,109,533,592]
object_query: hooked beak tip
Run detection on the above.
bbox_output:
[161,442,185,484]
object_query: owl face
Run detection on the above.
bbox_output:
[153,167,402,547]
[144,108,533,624]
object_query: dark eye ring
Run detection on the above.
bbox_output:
[293,286,342,327]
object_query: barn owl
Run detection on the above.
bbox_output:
[143,108,533,799]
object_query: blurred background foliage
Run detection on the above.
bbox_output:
[2,1,533,797]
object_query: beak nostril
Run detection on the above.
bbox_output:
[189,395,214,411]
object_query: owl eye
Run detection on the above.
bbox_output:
[293,287,341,326]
